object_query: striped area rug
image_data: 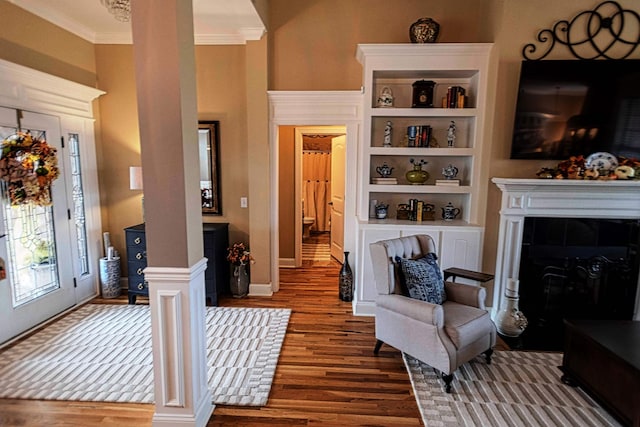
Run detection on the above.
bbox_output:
[0,304,290,406]
[404,351,622,426]
[302,243,331,261]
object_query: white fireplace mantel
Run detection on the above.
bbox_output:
[491,177,640,320]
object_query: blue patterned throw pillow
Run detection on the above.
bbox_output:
[395,253,447,304]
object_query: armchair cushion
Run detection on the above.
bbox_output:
[395,254,446,304]
[442,301,494,349]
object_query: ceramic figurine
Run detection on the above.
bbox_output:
[383,121,393,147]
[447,121,456,147]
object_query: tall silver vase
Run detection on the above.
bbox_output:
[230,264,249,298]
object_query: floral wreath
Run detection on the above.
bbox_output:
[0,131,60,206]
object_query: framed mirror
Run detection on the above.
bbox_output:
[198,121,221,214]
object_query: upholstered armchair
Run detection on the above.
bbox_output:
[369,234,496,392]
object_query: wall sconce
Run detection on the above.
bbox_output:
[129,166,144,221]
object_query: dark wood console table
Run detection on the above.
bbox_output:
[561,319,640,427]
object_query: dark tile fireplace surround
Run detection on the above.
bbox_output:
[514,217,639,350]
[492,178,640,351]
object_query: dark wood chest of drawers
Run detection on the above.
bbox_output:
[124,223,229,305]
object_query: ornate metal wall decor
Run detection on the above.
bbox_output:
[522,1,640,60]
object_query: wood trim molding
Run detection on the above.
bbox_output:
[0,59,104,118]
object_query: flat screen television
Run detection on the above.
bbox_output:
[510,59,640,160]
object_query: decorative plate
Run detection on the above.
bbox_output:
[585,152,618,172]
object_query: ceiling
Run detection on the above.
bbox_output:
[9,0,266,45]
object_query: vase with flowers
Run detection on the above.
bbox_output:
[406,158,429,185]
[227,242,255,298]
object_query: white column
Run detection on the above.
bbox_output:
[146,260,212,427]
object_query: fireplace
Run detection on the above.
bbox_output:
[492,178,640,350]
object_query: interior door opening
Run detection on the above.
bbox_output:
[277,125,346,269]
[295,126,346,267]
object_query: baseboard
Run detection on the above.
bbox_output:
[279,258,296,268]
[249,283,273,296]
[353,301,375,317]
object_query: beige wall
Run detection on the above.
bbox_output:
[0,1,96,87]
[269,0,640,284]
[95,44,251,268]
[4,0,640,293]
[268,0,494,90]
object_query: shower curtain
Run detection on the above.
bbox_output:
[302,151,331,232]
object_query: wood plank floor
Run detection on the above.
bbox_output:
[0,261,503,426]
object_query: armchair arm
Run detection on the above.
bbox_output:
[444,281,487,309]
[376,294,443,327]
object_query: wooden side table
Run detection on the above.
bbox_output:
[443,267,494,284]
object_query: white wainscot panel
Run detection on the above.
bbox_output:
[356,228,401,316]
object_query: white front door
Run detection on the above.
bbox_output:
[0,108,76,344]
[330,135,346,260]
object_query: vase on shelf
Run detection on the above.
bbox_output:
[339,251,353,302]
[406,163,429,185]
[409,17,440,43]
[230,264,249,298]
[495,278,528,337]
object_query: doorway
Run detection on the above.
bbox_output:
[294,126,346,266]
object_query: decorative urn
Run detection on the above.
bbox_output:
[409,18,440,43]
[406,159,429,185]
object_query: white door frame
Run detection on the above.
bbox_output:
[0,59,104,345]
[268,91,362,295]
[294,126,346,267]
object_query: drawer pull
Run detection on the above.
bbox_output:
[136,268,144,275]
[134,237,142,244]
[137,282,145,290]
[136,252,144,260]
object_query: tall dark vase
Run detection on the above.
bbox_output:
[339,251,353,302]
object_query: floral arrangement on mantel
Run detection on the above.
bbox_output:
[0,132,60,206]
[536,155,640,180]
[227,242,255,266]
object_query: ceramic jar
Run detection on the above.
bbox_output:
[377,86,394,107]
[375,203,389,219]
[409,18,440,43]
[495,279,528,337]
[406,163,429,185]
[376,163,394,177]
[441,202,460,221]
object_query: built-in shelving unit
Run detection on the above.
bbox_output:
[353,43,497,316]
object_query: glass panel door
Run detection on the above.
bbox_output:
[0,108,75,344]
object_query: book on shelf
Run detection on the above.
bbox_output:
[442,86,467,108]
[436,179,460,186]
[372,177,398,184]
[407,125,432,147]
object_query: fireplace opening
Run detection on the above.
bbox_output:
[512,217,639,351]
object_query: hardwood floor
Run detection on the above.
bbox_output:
[0,261,425,427]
